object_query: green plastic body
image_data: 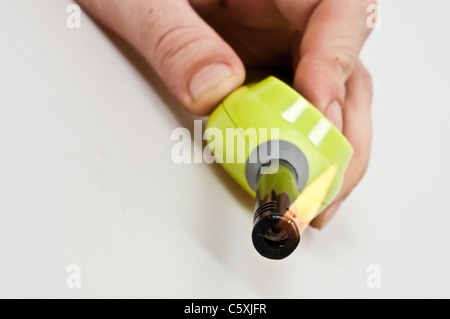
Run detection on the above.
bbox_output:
[205,77,353,222]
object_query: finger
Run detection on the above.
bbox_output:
[77,0,245,115]
[339,61,373,200]
[310,60,373,229]
[294,0,376,114]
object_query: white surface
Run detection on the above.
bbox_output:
[0,0,449,298]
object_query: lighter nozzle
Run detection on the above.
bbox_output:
[252,161,300,260]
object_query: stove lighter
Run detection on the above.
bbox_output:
[205,77,353,259]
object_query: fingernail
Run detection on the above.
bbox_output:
[321,200,343,229]
[325,101,343,132]
[189,63,235,101]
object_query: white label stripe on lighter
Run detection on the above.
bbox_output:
[281,98,309,124]
[308,118,331,146]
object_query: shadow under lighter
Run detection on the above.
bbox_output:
[205,77,353,260]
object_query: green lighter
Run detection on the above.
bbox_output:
[205,77,353,260]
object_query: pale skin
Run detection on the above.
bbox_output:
[77,0,375,228]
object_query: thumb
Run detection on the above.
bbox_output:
[293,0,375,116]
[77,0,245,115]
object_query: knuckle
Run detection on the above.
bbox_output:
[333,49,356,80]
[358,61,374,100]
[364,72,374,99]
[152,25,205,70]
[357,153,371,178]
[341,156,371,200]
[352,142,372,179]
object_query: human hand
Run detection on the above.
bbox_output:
[77,0,375,228]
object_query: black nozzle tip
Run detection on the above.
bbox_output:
[252,213,300,260]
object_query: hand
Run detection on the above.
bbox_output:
[77,0,375,228]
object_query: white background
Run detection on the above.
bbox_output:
[0,0,449,298]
